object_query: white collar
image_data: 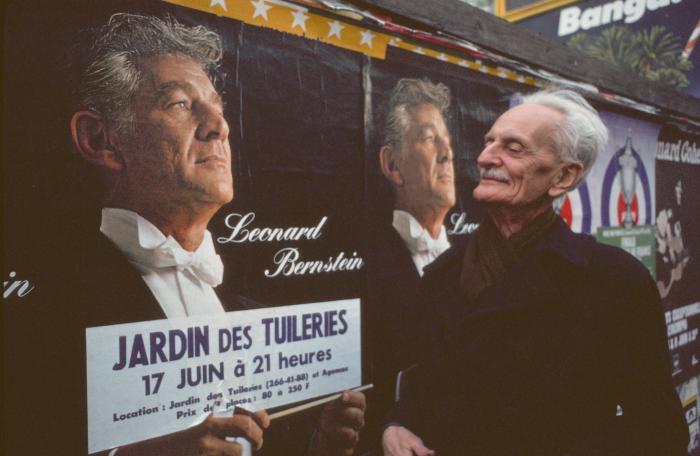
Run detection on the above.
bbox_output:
[392,209,450,256]
[99,208,223,286]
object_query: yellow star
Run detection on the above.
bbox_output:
[251,0,272,21]
[327,20,344,39]
[291,10,309,32]
[360,30,375,48]
[210,0,228,12]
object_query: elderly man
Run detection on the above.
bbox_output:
[62,13,363,456]
[364,78,455,450]
[382,89,688,455]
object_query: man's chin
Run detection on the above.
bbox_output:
[191,182,234,207]
[472,185,489,201]
[430,191,455,209]
[213,188,234,205]
[442,197,456,209]
[472,186,507,205]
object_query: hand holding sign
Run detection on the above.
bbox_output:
[117,409,270,455]
[313,390,366,456]
[87,300,361,453]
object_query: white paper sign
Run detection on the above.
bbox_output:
[86,299,361,454]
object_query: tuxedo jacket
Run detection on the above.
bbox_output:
[5,230,313,455]
[362,220,424,452]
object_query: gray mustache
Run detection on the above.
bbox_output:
[479,168,510,183]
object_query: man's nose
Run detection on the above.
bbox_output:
[195,104,230,142]
[477,142,501,167]
[438,141,453,164]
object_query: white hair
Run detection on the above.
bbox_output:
[522,89,608,180]
[77,13,224,133]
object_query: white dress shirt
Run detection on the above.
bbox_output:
[100,208,226,319]
[392,210,451,276]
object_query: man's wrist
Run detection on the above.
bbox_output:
[383,422,404,432]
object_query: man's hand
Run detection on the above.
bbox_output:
[118,409,270,455]
[382,425,434,456]
[313,390,366,456]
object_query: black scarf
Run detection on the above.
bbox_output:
[460,208,557,306]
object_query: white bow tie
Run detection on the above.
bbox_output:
[393,210,450,257]
[99,208,225,288]
[411,230,450,255]
[141,239,224,287]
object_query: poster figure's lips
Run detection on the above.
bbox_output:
[438,174,454,183]
[196,155,228,166]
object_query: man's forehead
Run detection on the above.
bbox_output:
[409,102,444,119]
[139,54,215,92]
[492,103,562,141]
[408,103,447,130]
[152,80,222,103]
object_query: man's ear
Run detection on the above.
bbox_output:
[548,161,584,198]
[70,111,124,171]
[379,145,404,186]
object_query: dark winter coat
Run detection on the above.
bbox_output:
[391,219,688,456]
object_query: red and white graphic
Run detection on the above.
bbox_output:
[682,18,700,60]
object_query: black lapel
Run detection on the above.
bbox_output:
[83,233,165,327]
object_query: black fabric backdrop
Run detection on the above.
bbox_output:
[3,0,699,454]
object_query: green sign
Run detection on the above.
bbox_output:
[595,225,656,278]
